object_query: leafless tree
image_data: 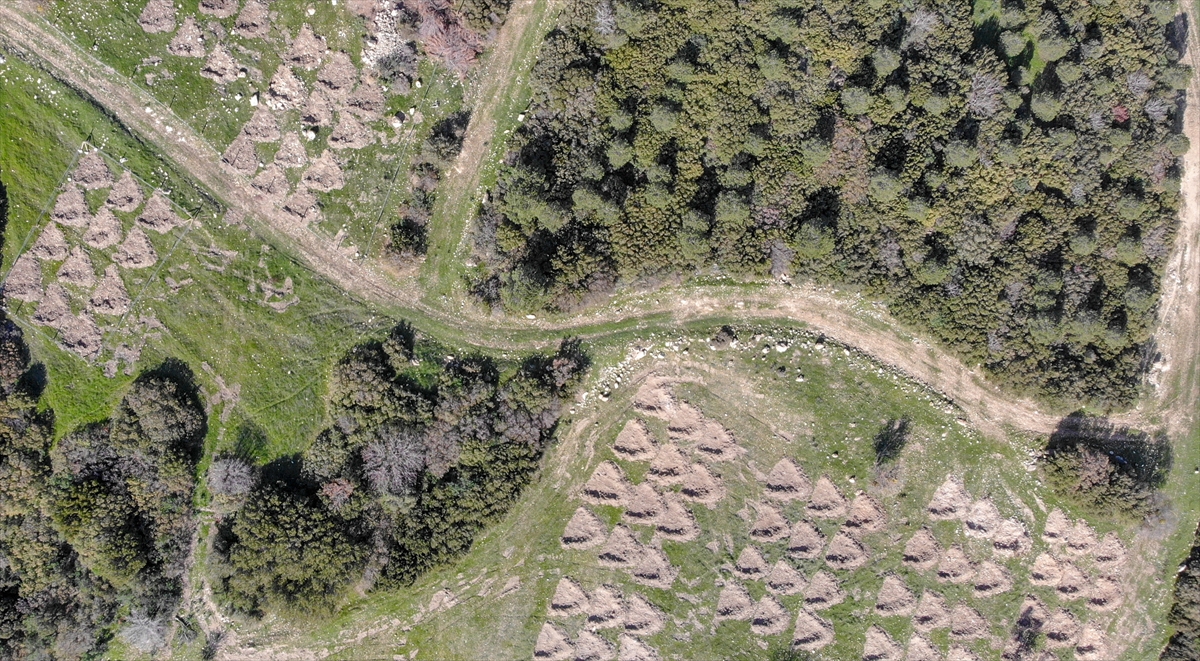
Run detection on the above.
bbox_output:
[362,424,427,496]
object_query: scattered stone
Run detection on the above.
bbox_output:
[287,24,326,70]
[1042,509,1070,545]
[613,419,657,461]
[825,529,868,570]
[623,594,664,636]
[654,492,699,541]
[114,227,158,269]
[597,526,642,569]
[927,476,971,520]
[786,520,825,560]
[935,546,974,584]
[902,528,941,572]
[108,171,144,212]
[201,45,241,84]
[242,107,281,142]
[302,88,334,126]
[234,0,271,38]
[138,0,177,34]
[991,519,1031,557]
[748,503,790,542]
[862,625,903,661]
[56,247,96,288]
[74,151,114,190]
[586,585,625,629]
[791,608,834,651]
[222,135,259,175]
[1074,624,1108,661]
[616,634,660,661]
[734,546,769,580]
[680,462,725,504]
[137,192,183,233]
[269,66,307,109]
[30,224,69,261]
[548,577,588,617]
[647,444,690,485]
[534,622,573,661]
[303,150,346,192]
[948,604,987,640]
[763,458,812,501]
[845,493,886,534]
[911,591,949,633]
[1043,610,1078,649]
[622,483,664,526]
[5,254,42,302]
[317,51,358,97]
[904,635,941,661]
[328,112,374,150]
[1029,553,1061,586]
[168,16,207,58]
[581,461,633,506]
[251,164,289,198]
[972,560,1012,597]
[964,498,1001,538]
[84,207,123,249]
[573,631,615,661]
[875,575,916,616]
[89,266,132,316]
[804,570,844,609]
[198,0,238,19]
[806,476,847,519]
[749,594,788,636]
[764,560,805,596]
[1065,521,1097,557]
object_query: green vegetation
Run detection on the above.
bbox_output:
[475,0,1189,405]
[388,111,472,256]
[1163,521,1200,660]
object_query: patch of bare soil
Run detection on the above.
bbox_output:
[275,132,309,169]
[31,223,69,260]
[597,525,641,569]
[573,631,614,661]
[303,150,346,192]
[991,519,1031,557]
[222,135,260,175]
[84,206,123,249]
[168,16,207,57]
[269,66,307,110]
[317,51,357,98]
[623,595,664,636]
[1065,521,1097,557]
[927,476,971,520]
[845,493,886,534]
[5,254,42,302]
[935,546,974,584]
[792,608,834,651]
[748,503,789,542]
[199,0,238,19]
[1042,508,1070,545]
[946,646,981,661]
[201,45,241,84]
[287,24,326,70]
[904,635,940,661]
[804,570,844,609]
[646,444,690,485]
[1055,561,1086,601]
[114,227,158,269]
[328,112,374,150]
[787,520,825,560]
[902,528,941,572]
[765,560,805,596]
[581,461,633,506]
[632,378,675,417]
[622,483,664,527]
[715,582,754,621]
[347,81,386,118]
[235,0,271,39]
[32,283,70,328]
[548,577,588,617]
[691,421,745,462]
[972,560,1012,597]
[52,185,89,227]
[613,419,656,461]
[60,312,103,361]
[1043,609,1078,649]
[108,170,145,212]
[862,625,902,661]
[948,604,987,640]
[654,493,698,541]
[824,529,868,570]
[763,458,811,501]
[616,634,660,661]
[281,191,318,224]
[911,591,949,633]
[806,476,847,519]
[749,594,787,636]
[533,622,572,661]
[251,164,289,199]
[74,151,114,190]
[56,247,95,288]
[138,192,183,233]
[680,462,724,505]
[302,88,334,126]
[242,107,281,143]
[138,0,176,33]
[1093,533,1126,572]
[89,265,131,316]
[874,575,916,616]
[586,585,624,629]
[733,546,768,580]
[964,498,1001,538]
[1086,576,1122,612]
[1074,624,1108,661]
[1029,552,1061,586]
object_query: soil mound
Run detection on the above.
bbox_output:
[804,570,844,609]
[201,45,241,84]
[573,631,614,661]
[282,191,318,223]
[1055,562,1085,601]
[108,170,145,212]
[114,227,158,269]
[902,528,940,572]
[534,622,572,661]
[692,421,745,462]
[787,520,825,560]
[763,458,812,501]
[581,461,633,506]
[288,24,326,70]
[561,507,607,550]
[548,577,588,617]
[597,526,641,568]
[168,17,207,58]
[269,66,307,109]
[792,608,834,651]
[911,591,949,632]
[622,483,664,526]
[748,503,790,542]
[329,113,375,150]
[623,595,664,636]
[586,585,624,629]
[862,625,902,661]
[1086,577,1122,612]
[948,604,987,639]
[627,547,676,589]
[904,636,940,661]
[199,0,238,18]
[845,493,886,534]
[251,164,289,199]
[222,135,260,175]
[654,493,699,541]
[347,81,386,117]
[52,186,89,228]
[964,498,1001,538]
[235,0,271,38]
[138,0,176,33]
[60,313,103,361]
[1065,521,1097,557]
[927,476,971,520]
[89,266,131,316]
[680,463,725,505]
[935,546,974,584]
[5,254,43,303]
[1093,533,1126,571]
[806,476,847,519]
[1015,595,1049,632]
[302,89,334,126]
[32,284,71,328]
[137,192,182,233]
[57,247,96,288]
[616,634,660,661]
[612,419,656,461]
[824,529,868,570]
[749,594,788,636]
[734,546,768,580]
[74,151,114,190]
[715,581,754,621]
[765,560,805,596]
[243,107,281,143]
[875,575,916,616]
[31,224,69,261]
[303,151,346,192]
[275,132,309,169]
[991,519,1031,557]
[972,560,1012,597]
[1043,610,1078,649]
[632,379,675,418]
[84,207,123,249]
[646,444,690,485]
[1042,508,1071,545]
[317,52,358,97]
[1029,553,1061,586]
[1074,624,1107,661]
[946,647,981,661]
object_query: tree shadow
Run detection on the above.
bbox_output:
[1046,412,1172,489]
[874,417,911,464]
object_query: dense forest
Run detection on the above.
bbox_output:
[473,0,1189,404]
[212,324,588,613]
